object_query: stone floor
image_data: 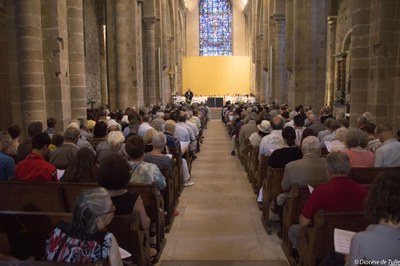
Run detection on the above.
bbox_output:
[158,119,287,264]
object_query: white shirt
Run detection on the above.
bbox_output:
[259,130,284,160]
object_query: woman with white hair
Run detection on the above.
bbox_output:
[96,130,125,163]
[46,187,122,265]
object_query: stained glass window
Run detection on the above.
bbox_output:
[199,0,232,56]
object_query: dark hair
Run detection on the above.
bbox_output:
[32,133,51,150]
[61,147,98,182]
[366,171,400,224]
[360,122,376,135]
[282,127,296,146]
[293,115,305,127]
[47,118,57,128]
[301,128,315,145]
[8,125,21,139]
[51,132,64,147]
[125,135,145,160]
[97,154,131,190]
[93,121,108,138]
[28,121,43,137]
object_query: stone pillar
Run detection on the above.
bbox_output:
[349,0,370,126]
[15,0,46,130]
[292,0,327,109]
[97,1,108,107]
[143,17,158,104]
[325,16,337,108]
[67,0,87,119]
[136,0,144,106]
[115,0,129,109]
[272,14,286,104]
[106,0,117,109]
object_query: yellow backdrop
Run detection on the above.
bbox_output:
[182,56,250,96]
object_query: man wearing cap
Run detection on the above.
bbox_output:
[249,120,271,148]
[259,116,285,160]
[238,112,258,158]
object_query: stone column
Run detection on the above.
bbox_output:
[325,16,337,108]
[115,0,129,109]
[136,0,144,106]
[106,0,117,109]
[16,0,46,130]
[97,1,108,107]
[272,14,286,104]
[67,0,87,119]
[349,0,370,126]
[143,17,158,104]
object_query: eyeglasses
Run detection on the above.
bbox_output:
[98,205,116,217]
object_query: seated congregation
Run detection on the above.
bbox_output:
[226,101,400,265]
[0,102,208,265]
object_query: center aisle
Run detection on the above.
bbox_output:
[159,120,287,264]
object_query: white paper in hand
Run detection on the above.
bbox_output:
[334,228,356,255]
[307,185,314,194]
[119,247,132,259]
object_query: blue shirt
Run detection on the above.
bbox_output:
[0,152,15,180]
[374,138,400,167]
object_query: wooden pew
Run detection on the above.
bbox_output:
[246,144,254,182]
[248,146,259,193]
[0,211,149,266]
[169,147,184,200]
[242,138,251,173]
[349,167,400,184]
[298,210,373,266]
[256,155,270,193]
[126,183,166,263]
[0,181,65,212]
[281,185,312,259]
[160,168,175,232]
[261,167,284,234]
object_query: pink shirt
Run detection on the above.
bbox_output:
[344,148,375,167]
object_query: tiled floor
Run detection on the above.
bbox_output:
[158,120,287,264]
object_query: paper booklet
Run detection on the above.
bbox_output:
[334,228,356,255]
[119,247,132,259]
[307,185,314,194]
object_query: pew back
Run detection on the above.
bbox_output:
[298,210,372,266]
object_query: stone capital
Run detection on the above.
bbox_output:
[143,16,158,25]
[137,0,143,3]
[327,16,338,26]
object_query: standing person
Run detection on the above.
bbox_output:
[184,88,194,104]
[45,187,123,266]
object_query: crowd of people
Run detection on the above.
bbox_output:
[0,101,209,265]
[173,89,257,106]
[223,100,400,264]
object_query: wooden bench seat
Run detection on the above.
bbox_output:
[298,210,373,266]
[261,167,284,234]
[349,167,400,184]
[281,185,312,259]
[160,168,176,232]
[0,210,149,265]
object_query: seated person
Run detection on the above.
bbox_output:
[123,135,166,191]
[343,128,375,167]
[349,170,400,264]
[49,127,80,170]
[15,133,57,182]
[45,187,123,266]
[97,153,150,228]
[268,126,303,168]
[61,147,98,182]
[288,152,368,259]
[0,130,15,180]
[374,124,400,167]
